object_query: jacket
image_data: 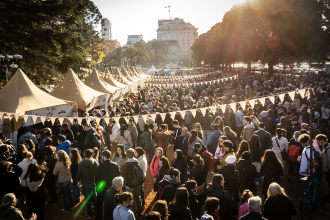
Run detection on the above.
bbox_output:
[84,127,100,150]
[205,184,238,220]
[259,117,273,134]
[236,110,244,127]
[114,131,133,148]
[18,158,37,187]
[184,110,193,125]
[168,203,193,220]
[95,160,120,193]
[239,211,267,220]
[238,202,250,219]
[262,194,297,220]
[322,143,330,172]
[164,113,174,131]
[55,140,71,156]
[60,128,74,144]
[190,165,204,186]
[128,124,138,145]
[208,130,223,152]
[121,158,140,188]
[137,117,145,131]
[219,151,236,168]
[172,127,182,142]
[113,205,135,220]
[112,154,128,172]
[70,157,79,181]
[140,131,153,152]
[53,161,72,183]
[157,175,180,204]
[152,129,170,150]
[0,206,35,220]
[236,159,257,194]
[104,187,120,220]
[218,165,240,202]
[241,123,255,141]
[174,134,189,155]
[150,156,161,178]
[137,155,147,177]
[189,191,200,220]
[75,158,98,185]
[71,124,84,140]
[171,159,184,181]
[260,163,283,195]
[43,155,57,181]
[187,137,202,158]
[18,132,38,145]
[254,130,272,156]
[0,164,23,201]
[154,167,169,191]
[200,114,213,130]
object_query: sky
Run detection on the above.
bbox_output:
[92,0,248,46]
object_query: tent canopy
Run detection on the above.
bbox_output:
[112,68,132,85]
[85,69,118,94]
[121,67,138,82]
[50,69,107,111]
[0,69,77,114]
[147,65,158,73]
[103,69,126,88]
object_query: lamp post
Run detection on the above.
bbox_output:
[0,54,22,82]
[86,54,92,75]
[201,60,204,75]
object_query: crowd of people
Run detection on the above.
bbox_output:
[0,70,330,220]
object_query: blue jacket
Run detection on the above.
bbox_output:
[55,140,71,156]
[236,110,244,127]
[208,130,223,152]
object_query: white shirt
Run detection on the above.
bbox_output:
[300,146,315,176]
[272,136,288,165]
[18,158,38,187]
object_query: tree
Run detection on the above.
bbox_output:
[0,0,102,85]
[120,47,149,66]
[151,39,162,67]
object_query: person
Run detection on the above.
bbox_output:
[109,118,120,150]
[259,111,273,134]
[75,149,98,218]
[60,122,74,144]
[290,116,301,135]
[254,123,272,156]
[112,145,128,173]
[24,139,36,158]
[0,161,23,203]
[18,127,38,145]
[236,106,244,137]
[203,197,220,220]
[168,187,193,220]
[92,147,100,163]
[238,190,253,219]
[187,130,202,159]
[128,119,138,148]
[262,183,297,219]
[140,124,153,162]
[151,147,163,181]
[272,128,289,167]
[16,144,28,164]
[171,120,182,144]
[276,117,291,140]
[152,124,171,154]
[18,151,37,194]
[55,134,71,156]
[104,176,124,220]
[53,150,74,213]
[152,200,169,220]
[205,174,237,219]
[218,140,235,169]
[0,193,37,220]
[154,157,171,191]
[171,149,185,181]
[236,141,249,161]
[287,131,303,181]
[190,154,205,194]
[114,124,133,151]
[43,146,58,206]
[260,150,283,197]
[236,151,257,194]
[298,134,315,176]
[194,122,203,139]
[317,134,330,199]
[113,192,136,220]
[156,168,181,204]
[239,196,266,220]
[69,148,82,204]
[200,108,213,145]
[36,133,52,164]
[121,148,142,217]
[24,163,46,220]
[95,150,121,220]
[174,127,189,166]
[241,116,255,141]
[208,123,223,155]
[223,126,237,152]
[84,123,101,152]
[184,180,200,220]
[146,211,162,220]
[71,118,85,149]
[135,147,148,206]
[248,135,263,173]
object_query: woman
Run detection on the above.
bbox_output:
[272,128,289,167]
[171,149,184,181]
[194,123,203,139]
[16,144,28,164]
[248,135,263,173]
[276,117,290,140]
[154,157,171,191]
[92,147,100,164]
[53,150,74,213]
[260,150,283,197]
[236,151,257,195]
[113,192,135,220]
[152,124,171,155]
[174,111,183,127]
[152,200,169,220]
[150,147,163,181]
[25,139,36,158]
[112,145,128,172]
[155,114,164,127]
[140,124,153,162]
[223,126,237,152]
[267,109,276,134]
[18,151,37,200]
[156,168,181,204]
[187,130,202,159]
[263,183,297,219]
[24,163,46,220]
[70,148,82,204]
[168,187,193,220]
[228,107,236,130]
[94,122,105,150]
[43,146,58,205]
[114,124,133,150]
[238,190,253,219]
[135,147,147,206]
[190,155,204,195]
[211,116,224,132]
[246,107,254,116]
[236,140,249,161]
[300,104,310,124]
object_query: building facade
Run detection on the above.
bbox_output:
[124,35,143,47]
[101,18,112,40]
[157,18,198,63]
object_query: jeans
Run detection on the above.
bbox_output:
[59,179,74,211]
[140,178,146,206]
[72,180,81,202]
[45,178,57,202]
[202,130,212,145]
[95,191,105,220]
[126,186,142,214]
[125,144,130,151]
[145,149,153,162]
[82,184,96,216]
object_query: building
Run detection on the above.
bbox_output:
[124,35,143,47]
[101,18,112,40]
[165,40,180,63]
[157,18,198,62]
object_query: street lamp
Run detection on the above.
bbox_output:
[201,60,204,75]
[86,54,92,75]
[0,54,22,82]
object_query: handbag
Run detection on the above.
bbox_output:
[275,137,289,161]
[117,206,121,220]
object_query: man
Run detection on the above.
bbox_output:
[288,131,303,181]
[147,99,153,112]
[109,118,120,150]
[128,118,137,148]
[239,196,267,220]
[236,106,244,137]
[141,102,148,112]
[0,134,16,162]
[299,134,315,176]
[126,105,134,117]
[200,109,213,145]
[254,123,272,156]
[208,123,223,155]
[0,161,23,203]
[18,127,38,145]
[55,134,71,156]
[219,140,236,168]
[104,177,124,220]
[259,111,272,134]
[174,127,189,166]
[0,193,37,220]
[291,116,301,135]
[316,134,330,200]
[83,123,101,152]
[171,120,182,144]
[94,150,120,220]
[241,116,255,141]
[75,149,98,218]
[184,180,200,220]
[121,148,143,218]
[60,122,74,143]
[71,119,85,149]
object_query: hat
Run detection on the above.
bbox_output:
[225,155,236,164]
[241,151,252,160]
[44,146,55,156]
[194,143,202,150]
[212,99,216,103]
[260,111,268,117]
[277,102,283,106]
[290,116,298,121]
[84,123,91,128]
[294,131,301,138]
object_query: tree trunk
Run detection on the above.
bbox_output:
[247,61,251,74]
[268,61,274,75]
[229,63,232,71]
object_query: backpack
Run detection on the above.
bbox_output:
[202,150,215,170]
[153,184,175,203]
[92,130,101,147]
[305,147,323,172]
[0,144,16,162]
[128,162,144,187]
[140,137,145,148]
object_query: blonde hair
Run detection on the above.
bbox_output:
[57,150,71,169]
[156,147,163,155]
[24,151,33,163]
[267,182,286,197]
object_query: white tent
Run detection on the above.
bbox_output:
[147,65,159,74]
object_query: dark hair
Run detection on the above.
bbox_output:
[172,120,179,125]
[152,200,168,220]
[85,149,93,158]
[185,180,197,192]
[24,139,35,150]
[144,124,149,131]
[146,211,162,220]
[259,122,265,129]
[0,133,5,140]
[248,135,261,152]
[276,128,283,139]
[170,187,189,207]
[24,163,46,182]
[168,167,180,178]
[244,116,252,123]
[211,174,224,187]
[212,123,219,130]
[102,150,111,159]
[298,134,310,144]
[44,131,52,137]
[267,109,274,118]
[236,140,249,160]
[159,157,170,172]
[120,124,127,137]
[174,149,183,161]
[17,144,28,161]
[57,134,66,142]
[0,161,11,175]
[280,117,287,126]
[316,134,328,142]
[44,138,53,146]
[223,140,233,150]
[71,148,82,164]
[261,149,282,168]
[93,147,99,159]
[135,147,145,158]
[113,192,133,205]
[62,122,69,128]
[188,130,198,144]
[205,197,220,213]
[241,189,253,202]
[115,145,127,158]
